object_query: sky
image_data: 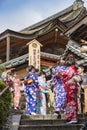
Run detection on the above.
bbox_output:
[0,0,87,33]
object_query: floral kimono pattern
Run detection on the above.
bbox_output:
[61,65,78,121]
[25,72,38,115]
[12,77,21,108]
[37,77,48,115]
[51,65,67,113]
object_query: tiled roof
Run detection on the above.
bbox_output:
[2,40,87,69]
[21,1,87,35]
[65,40,87,66]
[2,52,60,68]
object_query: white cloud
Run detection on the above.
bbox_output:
[0,0,87,33]
[0,0,73,33]
[0,7,43,33]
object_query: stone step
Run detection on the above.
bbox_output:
[20,119,66,125]
[21,114,87,120]
[20,118,86,125]
[18,124,83,130]
[78,113,87,118]
[21,114,63,120]
[18,114,87,130]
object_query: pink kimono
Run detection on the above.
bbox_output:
[12,77,21,108]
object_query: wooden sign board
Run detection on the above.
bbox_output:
[27,39,43,70]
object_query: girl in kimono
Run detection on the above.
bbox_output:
[57,56,81,124]
[12,72,21,110]
[37,71,49,115]
[51,57,67,115]
[24,65,38,115]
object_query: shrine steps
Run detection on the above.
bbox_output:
[18,114,87,130]
[4,92,87,130]
[18,124,82,130]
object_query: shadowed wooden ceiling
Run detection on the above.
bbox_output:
[0,28,68,62]
[71,24,87,42]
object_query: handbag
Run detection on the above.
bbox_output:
[24,78,33,85]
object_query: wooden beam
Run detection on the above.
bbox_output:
[65,16,87,37]
[6,36,10,61]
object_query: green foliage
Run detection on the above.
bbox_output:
[0,81,11,126]
[0,64,5,77]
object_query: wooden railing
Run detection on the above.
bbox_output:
[0,86,9,97]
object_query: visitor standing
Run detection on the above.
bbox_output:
[56,56,81,124]
[51,57,67,115]
[24,65,38,115]
[12,72,21,110]
[37,71,49,115]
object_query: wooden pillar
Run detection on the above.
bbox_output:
[83,85,87,113]
[6,36,10,62]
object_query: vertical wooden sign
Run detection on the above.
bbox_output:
[27,39,43,70]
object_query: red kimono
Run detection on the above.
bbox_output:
[61,65,78,122]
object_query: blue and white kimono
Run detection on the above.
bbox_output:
[51,65,67,113]
[24,72,38,115]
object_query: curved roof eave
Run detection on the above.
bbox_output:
[0,19,67,41]
[0,29,37,41]
[20,5,73,32]
[64,13,87,36]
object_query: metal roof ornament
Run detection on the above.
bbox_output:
[73,0,84,10]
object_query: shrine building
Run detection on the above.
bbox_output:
[0,0,87,79]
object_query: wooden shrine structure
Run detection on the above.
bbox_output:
[0,0,87,79]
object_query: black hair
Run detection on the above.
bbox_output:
[84,66,87,72]
[39,71,46,76]
[28,65,35,72]
[35,68,39,72]
[78,65,84,69]
[7,71,13,76]
[65,56,75,66]
[77,65,84,73]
